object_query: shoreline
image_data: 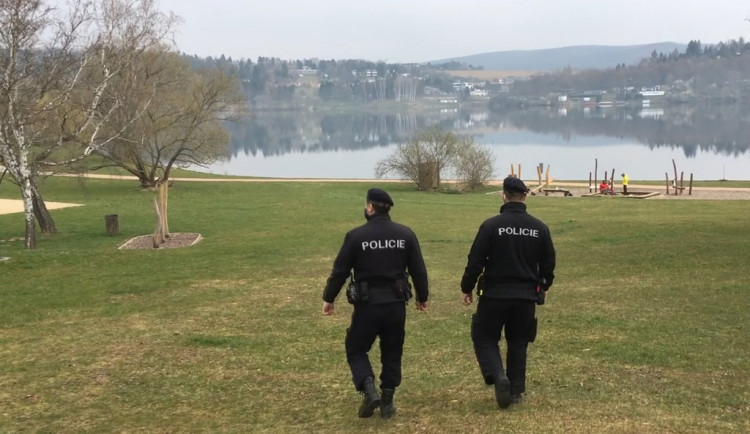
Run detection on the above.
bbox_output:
[2,176,749,216]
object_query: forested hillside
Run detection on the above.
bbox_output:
[501,38,750,106]
[183,38,750,108]
[429,42,686,71]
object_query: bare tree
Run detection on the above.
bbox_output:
[91,49,244,188]
[394,76,418,102]
[452,137,495,191]
[375,126,460,190]
[0,0,176,249]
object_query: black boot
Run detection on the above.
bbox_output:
[380,388,396,419]
[358,377,381,418]
[493,373,511,409]
[510,385,524,405]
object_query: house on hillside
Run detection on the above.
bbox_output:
[452,81,471,91]
[639,86,666,97]
[295,66,317,76]
[640,86,666,106]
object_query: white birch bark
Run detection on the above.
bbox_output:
[0,0,176,249]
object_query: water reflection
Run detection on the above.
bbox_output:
[493,105,750,158]
[226,111,455,157]
[203,105,750,180]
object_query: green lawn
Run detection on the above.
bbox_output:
[0,178,748,433]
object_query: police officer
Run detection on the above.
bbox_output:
[322,188,428,419]
[460,177,555,409]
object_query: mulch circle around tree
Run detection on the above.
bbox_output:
[118,233,202,250]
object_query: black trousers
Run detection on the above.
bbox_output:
[345,301,406,391]
[471,297,535,395]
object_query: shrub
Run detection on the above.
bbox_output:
[453,138,495,191]
[375,126,495,191]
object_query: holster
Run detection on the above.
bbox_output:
[346,279,369,304]
[392,277,412,303]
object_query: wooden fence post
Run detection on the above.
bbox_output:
[160,182,170,238]
[594,158,598,187]
[536,165,542,187]
[152,197,164,248]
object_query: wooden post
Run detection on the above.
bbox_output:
[152,197,164,248]
[105,214,119,236]
[672,159,679,196]
[594,158,598,187]
[589,172,593,193]
[665,172,670,195]
[518,164,522,180]
[510,164,515,177]
[689,173,693,195]
[159,182,170,238]
[538,162,544,186]
[536,165,542,187]
[545,165,551,187]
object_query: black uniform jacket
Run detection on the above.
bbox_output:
[323,213,428,304]
[460,201,555,301]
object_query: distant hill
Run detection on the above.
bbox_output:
[429,42,687,71]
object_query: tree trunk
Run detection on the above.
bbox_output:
[31,182,57,233]
[152,197,164,248]
[21,178,37,249]
[417,161,439,190]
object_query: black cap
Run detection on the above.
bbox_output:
[503,177,529,193]
[366,188,394,206]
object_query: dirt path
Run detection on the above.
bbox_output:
[531,182,750,200]
[2,175,749,216]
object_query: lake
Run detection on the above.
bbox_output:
[193,105,750,181]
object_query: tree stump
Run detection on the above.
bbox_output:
[105,214,119,236]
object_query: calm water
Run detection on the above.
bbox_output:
[194,106,750,181]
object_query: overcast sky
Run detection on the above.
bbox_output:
[157,0,750,63]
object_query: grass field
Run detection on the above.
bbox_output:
[0,177,748,433]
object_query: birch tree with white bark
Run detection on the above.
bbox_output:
[0,0,176,249]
